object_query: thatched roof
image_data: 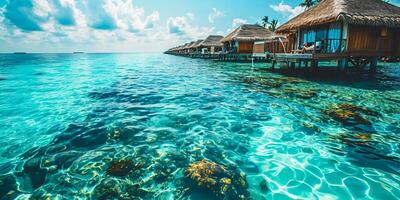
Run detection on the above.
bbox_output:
[188,40,204,49]
[197,35,223,47]
[276,0,400,33]
[177,43,190,50]
[221,24,275,42]
[183,41,195,50]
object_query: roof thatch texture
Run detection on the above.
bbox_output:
[188,40,204,49]
[197,35,223,47]
[220,24,275,42]
[183,41,195,50]
[276,0,400,33]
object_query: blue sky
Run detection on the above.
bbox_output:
[0,0,399,53]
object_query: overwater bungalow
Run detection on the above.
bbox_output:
[220,24,275,54]
[253,35,289,58]
[196,35,224,54]
[188,40,204,54]
[183,41,196,55]
[177,43,189,54]
[274,0,400,69]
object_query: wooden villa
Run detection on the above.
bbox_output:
[196,35,224,54]
[188,40,204,54]
[220,24,275,54]
[273,0,400,69]
[177,43,189,54]
[183,41,195,55]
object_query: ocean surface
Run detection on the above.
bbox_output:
[0,53,399,200]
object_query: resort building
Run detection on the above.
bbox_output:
[196,35,224,54]
[188,40,204,54]
[220,24,275,54]
[177,43,189,54]
[274,0,400,66]
[183,41,195,54]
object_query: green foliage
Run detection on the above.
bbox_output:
[269,19,278,31]
[261,16,278,32]
[299,0,321,9]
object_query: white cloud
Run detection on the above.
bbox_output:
[232,18,247,28]
[208,8,223,23]
[144,11,159,29]
[270,3,304,19]
[32,0,52,18]
[225,18,247,33]
[186,13,195,20]
[0,0,165,52]
[167,13,214,40]
[101,0,159,32]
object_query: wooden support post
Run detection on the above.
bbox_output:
[311,60,318,72]
[369,57,378,75]
[290,62,296,68]
[272,60,276,70]
[337,59,347,70]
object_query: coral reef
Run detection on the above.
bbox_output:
[324,103,378,125]
[184,159,250,200]
[0,174,18,199]
[92,178,152,200]
[284,88,318,99]
[107,159,139,177]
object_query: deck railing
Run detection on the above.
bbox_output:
[316,39,347,54]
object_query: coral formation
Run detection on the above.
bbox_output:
[184,159,250,199]
[107,159,138,176]
[324,103,378,125]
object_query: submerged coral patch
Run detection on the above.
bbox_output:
[324,103,378,126]
[107,159,138,176]
[184,159,250,199]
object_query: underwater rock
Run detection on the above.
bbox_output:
[0,174,18,199]
[92,178,152,200]
[259,180,269,192]
[123,183,152,199]
[273,77,307,84]
[302,122,321,133]
[29,189,53,200]
[45,151,82,170]
[108,129,122,140]
[330,132,373,145]
[324,104,374,125]
[23,157,47,189]
[107,159,138,176]
[184,159,250,200]
[284,88,318,99]
[259,79,283,88]
[92,178,121,200]
[339,103,380,117]
[71,128,108,148]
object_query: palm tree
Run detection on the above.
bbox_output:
[262,16,269,28]
[300,0,320,9]
[268,20,278,31]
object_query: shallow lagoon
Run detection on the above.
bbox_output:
[0,53,399,199]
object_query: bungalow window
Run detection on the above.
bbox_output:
[301,30,316,47]
[327,23,342,53]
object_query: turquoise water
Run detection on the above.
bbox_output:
[0,53,399,199]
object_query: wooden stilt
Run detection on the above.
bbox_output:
[290,62,296,68]
[272,60,276,69]
[311,60,318,72]
[369,57,378,75]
